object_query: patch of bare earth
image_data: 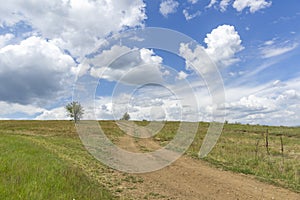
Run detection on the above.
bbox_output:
[114,123,300,200]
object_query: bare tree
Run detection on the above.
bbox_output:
[65,101,84,123]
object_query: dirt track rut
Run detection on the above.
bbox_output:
[115,122,300,200]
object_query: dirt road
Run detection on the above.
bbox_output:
[114,122,300,200]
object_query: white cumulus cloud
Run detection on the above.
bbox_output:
[183,9,201,20]
[207,0,272,13]
[159,0,179,17]
[177,71,188,80]
[233,0,272,13]
[207,0,218,8]
[220,0,231,12]
[0,101,45,116]
[35,107,68,120]
[0,0,146,57]
[204,25,244,66]
[223,76,300,126]
[0,36,76,105]
[180,25,244,74]
[0,0,148,120]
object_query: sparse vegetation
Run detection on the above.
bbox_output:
[0,120,299,198]
[162,122,300,192]
[122,121,300,192]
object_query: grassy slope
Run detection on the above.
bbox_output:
[0,120,299,198]
[0,121,115,200]
[154,121,300,192]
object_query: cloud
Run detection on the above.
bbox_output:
[232,0,272,13]
[261,42,298,58]
[225,91,295,125]
[220,0,231,12]
[207,0,218,8]
[35,107,68,120]
[78,69,206,122]
[0,36,76,105]
[207,0,272,13]
[0,0,148,119]
[140,48,163,64]
[223,77,300,126]
[183,9,201,20]
[204,25,244,66]
[91,86,191,121]
[0,34,14,48]
[187,0,199,4]
[0,0,146,57]
[227,95,277,113]
[180,25,244,73]
[264,40,275,46]
[89,45,165,85]
[0,101,45,116]
[90,45,133,72]
[34,74,300,126]
[177,71,188,80]
[179,43,208,73]
[159,0,179,17]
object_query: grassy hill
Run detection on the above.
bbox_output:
[0,120,299,199]
[0,121,115,200]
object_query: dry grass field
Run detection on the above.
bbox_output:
[0,120,299,199]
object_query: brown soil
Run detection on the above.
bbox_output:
[114,122,300,200]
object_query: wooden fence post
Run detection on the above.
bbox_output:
[280,135,284,164]
[265,129,270,155]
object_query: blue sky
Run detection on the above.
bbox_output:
[0,0,299,126]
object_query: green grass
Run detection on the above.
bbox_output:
[0,120,299,198]
[154,122,180,142]
[99,120,125,141]
[0,134,114,200]
[0,120,116,200]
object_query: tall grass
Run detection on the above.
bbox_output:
[0,121,115,200]
[151,121,300,192]
[0,134,114,200]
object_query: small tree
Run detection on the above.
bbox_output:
[65,101,84,123]
[121,112,130,120]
